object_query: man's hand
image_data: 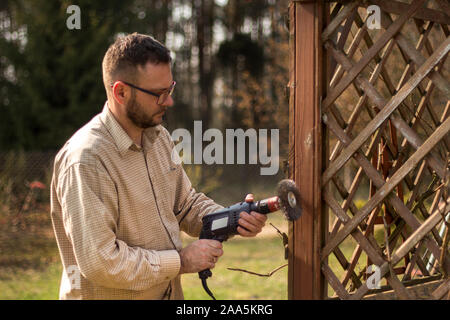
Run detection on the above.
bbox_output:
[178,239,223,274]
[237,211,267,237]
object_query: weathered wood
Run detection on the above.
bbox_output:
[395,22,433,94]
[340,205,381,288]
[329,11,368,89]
[332,245,362,290]
[290,0,449,300]
[321,263,350,299]
[431,278,450,299]
[350,198,450,299]
[321,1,359,42]
[287,0,296,300]
[325,37,448,180]
[362,279,446,300]
[322,104,449,275]
[288,0,296,181]
[436,0,450,19]
[323,192,413,299]
[322,112,450,263]
[322,36,450,185]
[380,12,450,100]
[391,199,449,264]
[329,6,357,76]
[288,0,324,300]
[403,241,430,281]
[327,276,444,300]
[382,19,438,148]
[441,101,450,151]
[322,0,427,112]
[360,0,450,26]
[329,38,395,164]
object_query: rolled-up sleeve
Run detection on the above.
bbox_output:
[58,161,180,290]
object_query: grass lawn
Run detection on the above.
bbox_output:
[0,203,388,300]
[0,211,290,300]
[181,218,289,300]
[0,263,62,300]
[0,210,62,300]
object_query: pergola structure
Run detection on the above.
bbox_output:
[288,0,449,299]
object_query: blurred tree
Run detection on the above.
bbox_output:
[217,32,265,125]
[217,0,290,133]
[193,0,215,130]
[0,0,291,154]
[0,0,172,150]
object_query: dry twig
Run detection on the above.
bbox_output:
[227,264,288,277]
[227,223,289,277]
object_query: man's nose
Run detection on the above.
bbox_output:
[163,95,174,107]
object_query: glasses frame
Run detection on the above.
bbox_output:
[113,80,176,105]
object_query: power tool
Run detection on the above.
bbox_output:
[198,179,302,300]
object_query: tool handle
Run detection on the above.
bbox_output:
[198,236,225,300]
[197,234,226,277]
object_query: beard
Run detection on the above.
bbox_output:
[126,94,165,129]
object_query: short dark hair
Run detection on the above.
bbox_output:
[102,33,171,92]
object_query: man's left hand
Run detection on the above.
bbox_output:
[237,211,267,237]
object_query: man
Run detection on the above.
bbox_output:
[50,33,267,300]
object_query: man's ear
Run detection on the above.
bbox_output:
[112,81,128,105]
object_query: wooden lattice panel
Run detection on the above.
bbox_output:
[320,0,449,299]
[288,0,449,300]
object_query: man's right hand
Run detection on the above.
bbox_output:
[178,239,223,274]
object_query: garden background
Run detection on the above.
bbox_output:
[0,0,405,299]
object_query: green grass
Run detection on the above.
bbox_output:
[181,229,289,300]
[0,211,290,300]
[0,209,62,299]
[0,263,62,299]
[0,199,399,300]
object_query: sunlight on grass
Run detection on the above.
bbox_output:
[181,213,289,300]
[181,237,288,300]
[0,210,290,300]
[0,263,61,300]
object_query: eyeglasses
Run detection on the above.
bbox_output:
[114,81,176,105]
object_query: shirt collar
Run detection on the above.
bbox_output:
[99,102,161,156]
[143,125,162,147]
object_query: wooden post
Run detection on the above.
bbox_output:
[288,0,325,300]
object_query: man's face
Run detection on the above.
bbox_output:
[125,62,174,128]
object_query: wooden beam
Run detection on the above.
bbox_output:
[322,35,450,185]
[288,0,325,300]
[321,1,359,41]
[323,193,413,299]
[350,198,450,299]
[322,112,450,261]
[432,279,450,299]
[326,38,448,179]
[380,12,450,101]
[322,0,428,112]
[363,0,450,26]
[362,279,444,300]
[436,0,450,19]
